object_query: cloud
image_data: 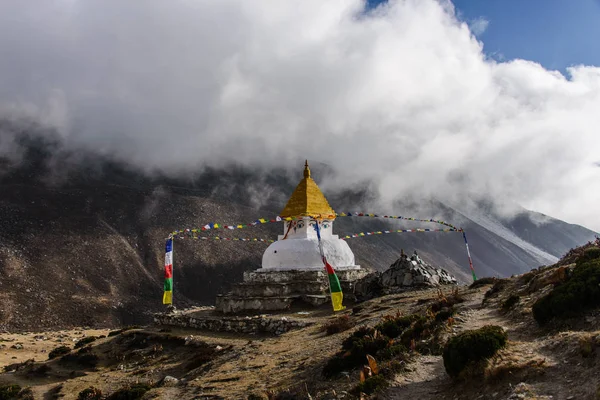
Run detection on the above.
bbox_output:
[0,0,599,231]
[469,17,489,36]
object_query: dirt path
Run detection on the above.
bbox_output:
[381,286,600,400]
[381,289,515,400]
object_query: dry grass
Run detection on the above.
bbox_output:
[321,315,355,336]
[484,352,547,381]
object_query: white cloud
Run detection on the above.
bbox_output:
[469,17,489,36]
[0,0,599,231]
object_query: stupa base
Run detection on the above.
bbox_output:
[215,267,368,314]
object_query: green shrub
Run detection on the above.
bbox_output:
[434,307,455,322]
[184,349,216,371]
[577,248,600,265]
[380,359,406,378]
[106,384,151,400]
[322,355,348,378]
[483,280,509,301]
[323,315,354,335]
[341,327,375,350]
[469,277,497,289]
[48,345,71,360]
[74,337,98,349]
[502,295,520,310]
[323,333,390,377]
[59,352,99,368]
[375,315,419,338]
[533,260,600,325]
[399,316,430,346]
[376,344,407,360]
[77,387,103,400]
[352,375,388,395]
[16,388,33,400]
[0,385,21,400]
[347,335,390,365]
[443,325,507,378]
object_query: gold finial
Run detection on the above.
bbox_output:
[279,159,335,218]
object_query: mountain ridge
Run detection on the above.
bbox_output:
[0,126,597,330]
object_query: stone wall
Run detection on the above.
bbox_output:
[154,310,312,336]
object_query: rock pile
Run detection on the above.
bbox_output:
[354,250,457,301]
[382,250,457,287]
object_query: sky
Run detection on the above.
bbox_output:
[370,0,600,72]
[0,0,599,232]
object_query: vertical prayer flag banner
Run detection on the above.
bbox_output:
[163,238,173,305]
[314,220,345,312]
[462,232,477,281]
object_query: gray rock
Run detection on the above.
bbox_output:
[160,375,179,387]
[354,249,457,299]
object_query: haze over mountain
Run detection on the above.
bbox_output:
[1,0,600,232]
[0,127,596,330]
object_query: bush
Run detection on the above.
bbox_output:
[48,345,71,360]
[74,337,98,349]
[322,355,348,378]
[323,315,354,335]
[341,327,375,350]
[323,332,390,377]
[184,348,216,371]
[16,388,33,400]
[376,344,407,360]
[502,295,520,310]
[106,384,151,400]
[483,280,509,301]
[532,260,600,325]
[578,248,600,265]
[59,352,99,368]
[78,387,103,400]
[347,335,390,365]
[434,307,455,322]
[469,277,497,289]
[0,385,21,400]
[431,288,464,312]
[375,315,419,338]
[443,325,507,378]
[352,375,388,395]
[399,316,430,347]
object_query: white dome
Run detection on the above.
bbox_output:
[261,237,357,271]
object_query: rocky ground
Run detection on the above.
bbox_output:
[0,243,599,399]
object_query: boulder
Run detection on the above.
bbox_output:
[354,250,457,301]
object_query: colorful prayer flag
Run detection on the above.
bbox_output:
[163,238,173,305]
[313,220,345,312]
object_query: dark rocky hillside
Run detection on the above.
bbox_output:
[0,124,597,330]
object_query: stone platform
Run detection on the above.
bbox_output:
[215,268,369,313]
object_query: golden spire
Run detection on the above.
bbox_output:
[280,161,335,219]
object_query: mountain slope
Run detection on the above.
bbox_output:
[0,128,596,330]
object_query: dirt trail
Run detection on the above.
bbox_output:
[380,288,503,399]
[382,285,600,400]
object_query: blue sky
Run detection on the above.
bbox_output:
[367,0,600,73]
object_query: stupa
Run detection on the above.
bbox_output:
[215,161,368,313]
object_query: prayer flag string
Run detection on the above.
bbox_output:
[163,212,477,306]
